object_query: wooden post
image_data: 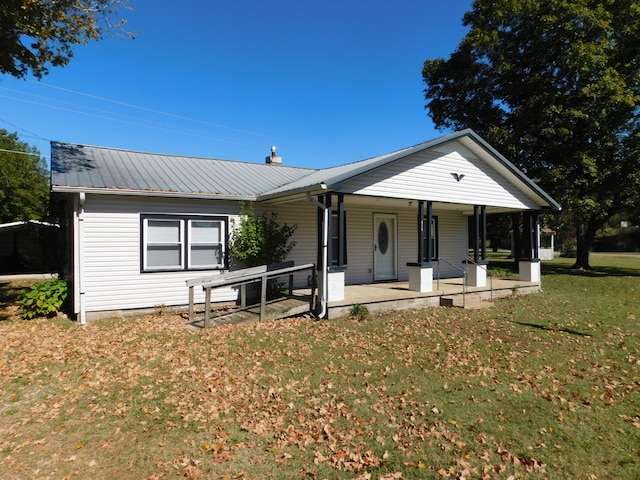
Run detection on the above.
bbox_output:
[240,284,246,307]
[260,273,267,322]
[188,286,194,322]
[204,287,212,328]
[310,267,317,311]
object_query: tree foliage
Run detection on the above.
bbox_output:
[0,0,134,78]
[423,0,640,268]
[0,129,50,223]
[229,202,297,267]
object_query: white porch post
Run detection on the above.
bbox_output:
[408,264,434,292]
[519,211,541,283]
[319,269,346,301]
[519,259,541,282]
[407,200,436,292]
[466,262,488,287]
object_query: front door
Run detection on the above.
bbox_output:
[374,213,397,281]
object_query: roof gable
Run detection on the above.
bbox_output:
[340,140,544,209]
[259,130,559,210]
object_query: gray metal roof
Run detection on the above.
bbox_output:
[51,143,317,199]
[50,130,560,211]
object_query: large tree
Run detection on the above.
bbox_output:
[423,0,640,269]
[0,130,50,223]
[0,0,133,78]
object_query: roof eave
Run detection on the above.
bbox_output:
[256,183,332,203]
[51,185,258,202]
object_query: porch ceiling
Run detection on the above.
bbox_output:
[262,191,533,215]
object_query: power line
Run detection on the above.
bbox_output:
[0,147,43,157]
[0,116,51,143]
[27,79,274,140]
[0,94,255,147]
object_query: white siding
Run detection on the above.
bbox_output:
[265,202,318,287]
[78,195,470,315]
[341,141,541,209]
[80,195,242,313]
[341,205,467,284]
[436,211,469,278]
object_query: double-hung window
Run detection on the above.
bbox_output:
[142,215,227,272]
[188,219,225,269]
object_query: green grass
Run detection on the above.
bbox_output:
[0,254,639,479]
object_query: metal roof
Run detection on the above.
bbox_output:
[50,142,317,199]
[50,130,560,211]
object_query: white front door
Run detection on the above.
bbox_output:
[373,213,397,281]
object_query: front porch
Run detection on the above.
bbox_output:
[325,276,539,318]
[189,274,539,327]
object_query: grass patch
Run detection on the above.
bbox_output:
[0,254,639,478]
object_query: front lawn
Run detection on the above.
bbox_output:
[1,254,638,479]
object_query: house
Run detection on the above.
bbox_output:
[50,129,561,324]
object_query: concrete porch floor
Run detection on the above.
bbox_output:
[322,277,541,319]
[189,276,540,327]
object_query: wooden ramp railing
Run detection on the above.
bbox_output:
[186,262,316,327]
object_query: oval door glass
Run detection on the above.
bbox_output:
[378,221,389,254]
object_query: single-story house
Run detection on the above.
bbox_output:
[50,129,561,324]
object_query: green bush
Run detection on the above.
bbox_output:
[349,303,369,320]
[18,278,68,320]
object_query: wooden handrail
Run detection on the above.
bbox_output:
[187,262,316,327]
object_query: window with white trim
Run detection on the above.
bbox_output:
[141,215,227,272]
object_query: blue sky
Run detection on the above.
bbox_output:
[1,0,472,168]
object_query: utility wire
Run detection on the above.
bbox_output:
[27,79,273,139]
[0,116,51,143]
[0,147,43,157]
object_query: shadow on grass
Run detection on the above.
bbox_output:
[513,321,591,337]
[542,262,640,277]
[0,281,21,322]
[487,257,640,278]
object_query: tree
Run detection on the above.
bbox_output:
[229,202,297,268]
[0,129,50,223]
[0,0,133,79]
[423,0,640,269]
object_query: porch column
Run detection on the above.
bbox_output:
[408,200,435,292]
[466,205,488,287]
[317,194,346,302]
[519,211,541,283]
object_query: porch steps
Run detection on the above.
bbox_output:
[440,293,494,310]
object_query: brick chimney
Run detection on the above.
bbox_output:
[266,145,282,165]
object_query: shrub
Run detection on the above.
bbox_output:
[230,202,297,300]
[349,303,369,321]
[229,202,297,267]
[17,278,68,320]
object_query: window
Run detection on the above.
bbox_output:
[422,216,438,261]
[330,209,347,266]
[142,215,227,272]
[188,219,224,269]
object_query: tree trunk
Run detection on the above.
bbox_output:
[572,222,597,270]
